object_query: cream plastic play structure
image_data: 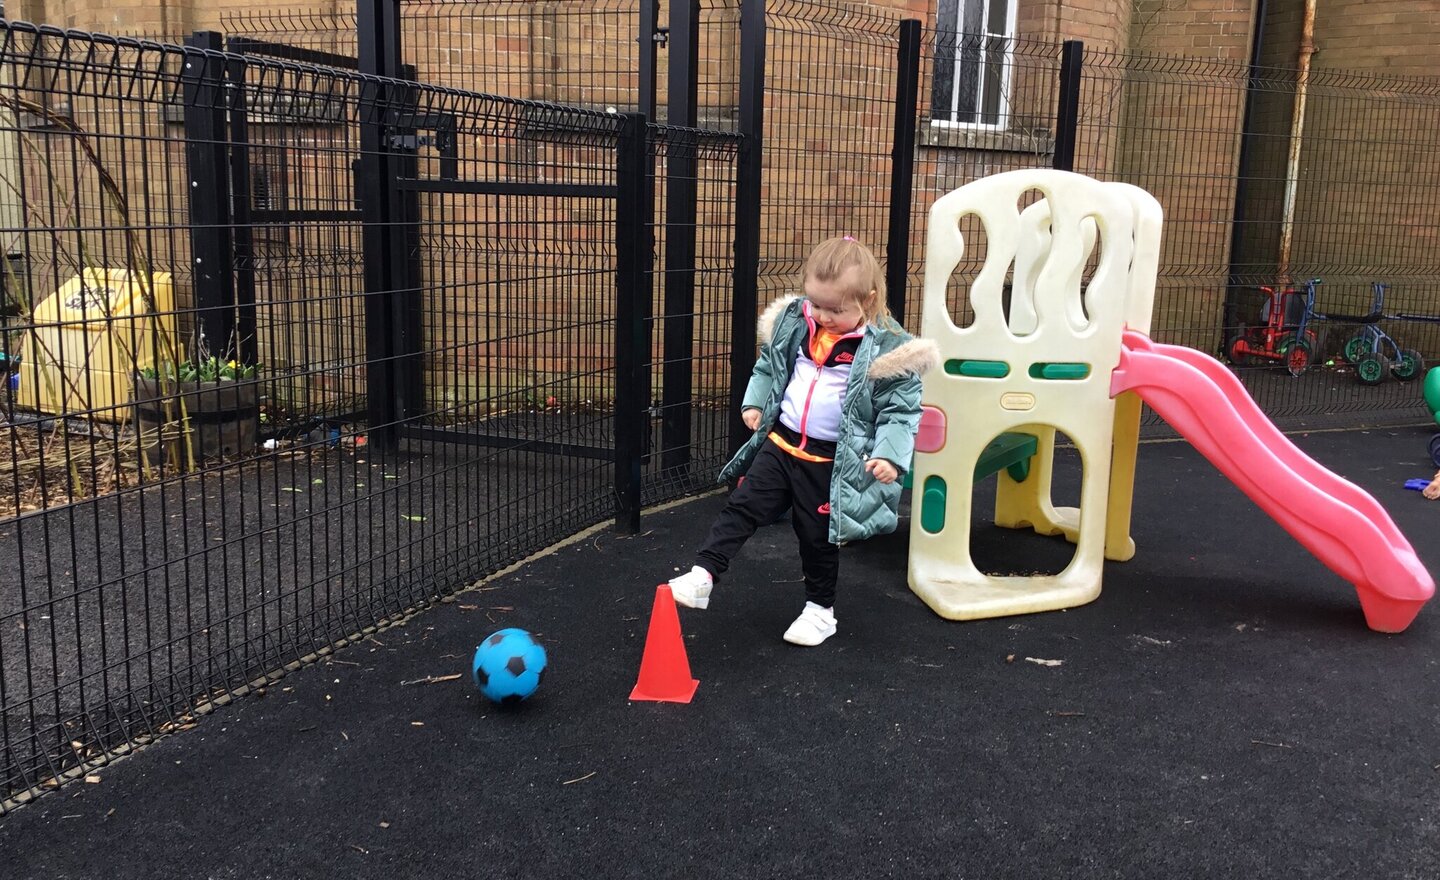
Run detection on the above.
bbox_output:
[907,169,1434,633]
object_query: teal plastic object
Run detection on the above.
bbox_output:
[1424,366,1440,426]
[945,358,1010,378]
[1027,362,1091,380]
[920,475,947,534]
[974,432,1038,483]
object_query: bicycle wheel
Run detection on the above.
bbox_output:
[1279,334,1312,377]
[1393,349,1425,382]
[1342,334,1372,364]
[1227,334,1253,366]
[1356,352,1388,385]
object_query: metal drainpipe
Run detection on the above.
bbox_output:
[1278,0,1318,283]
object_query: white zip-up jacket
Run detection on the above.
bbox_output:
[777,301,863,444]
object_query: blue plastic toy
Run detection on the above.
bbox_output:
[1404,479,1431,492]
[472,628,547,706]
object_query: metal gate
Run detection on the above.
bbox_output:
[187,3,749,533]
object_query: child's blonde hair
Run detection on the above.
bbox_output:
[801,236,890,325]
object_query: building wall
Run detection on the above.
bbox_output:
[1291,0,1440,321]
[9,0,1440,385]
[1310,0,1440,77]
[1112,1,1257,349]
[1229,0,1440,336]
[1230,0,1302,290]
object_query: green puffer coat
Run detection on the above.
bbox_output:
[718,295,940,544]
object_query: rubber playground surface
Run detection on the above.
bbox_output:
[1,425,1437,879]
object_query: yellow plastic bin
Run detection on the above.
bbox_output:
[16,269,176,421]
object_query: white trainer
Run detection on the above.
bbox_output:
[667,565,713,610]
[783,601,837,646]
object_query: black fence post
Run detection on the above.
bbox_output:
[1053,39,1083,171]
[886,19,921,326]
[394,63,424,424]
[730,0,765,459]
[357,0,403,447]
[221,47,258,368]
[615,113,652,534]
[662,0,700,473]
[638,0,661,122]
[1223,0,1269,354]
[182,31,236,360]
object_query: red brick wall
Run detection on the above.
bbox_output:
[1233,0,1440,321]
[17,0,1440,377]
[1108,1,1257,347]
[1291,0,1440,317]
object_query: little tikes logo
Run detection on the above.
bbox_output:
[834,352,854,364]
[817,502,832,515]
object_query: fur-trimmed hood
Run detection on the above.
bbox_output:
[756,294,939,380]
[868,337,941,379]
[756,294,801,345]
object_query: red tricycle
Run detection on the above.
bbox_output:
[1226,279,1321,377]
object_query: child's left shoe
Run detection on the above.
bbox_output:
[783,602,837,646]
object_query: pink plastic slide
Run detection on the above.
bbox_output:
[1111,329,1435,632]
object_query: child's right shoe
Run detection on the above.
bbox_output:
[783,602,837,646]
[666,565,713,610]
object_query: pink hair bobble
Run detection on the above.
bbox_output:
[842,235,856,242]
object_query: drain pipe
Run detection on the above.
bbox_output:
[1277,0,1318,282]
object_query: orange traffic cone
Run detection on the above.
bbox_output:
[629,585,700,703]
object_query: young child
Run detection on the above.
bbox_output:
[1425,470,1440,501]
[664,236,938,646]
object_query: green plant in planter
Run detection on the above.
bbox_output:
[135,357,264,475]
[138,356,259,383]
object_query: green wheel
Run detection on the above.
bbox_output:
[1392,349,1425,382]
[1342,334,1372,364]
[1355,352,1388,385]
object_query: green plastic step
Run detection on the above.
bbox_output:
[1028,362,1091,380]
[975,431,1038,482]
[944,359,1010,378]
[903,431,1038,491]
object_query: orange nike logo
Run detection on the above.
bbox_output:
[817,502,831,515]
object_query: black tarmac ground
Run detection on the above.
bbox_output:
[1,425,1438,880]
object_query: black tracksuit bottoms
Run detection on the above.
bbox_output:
[695,438,838,608]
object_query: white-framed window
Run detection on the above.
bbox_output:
[932,0,1017,129]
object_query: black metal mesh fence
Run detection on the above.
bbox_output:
[219,2,1440,430]
[221,42,368,431]
[0,24,407,808]
[1073,50,1247,389]
[643,125,742,502]
[223,2,742,127]
[1077,48,1440,426]
[221,0,745,496]
[8,0,1440,814]
[392,0,644,109]
[0,17,737,811]
[218,7,358,61]
[758,1,900,305]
